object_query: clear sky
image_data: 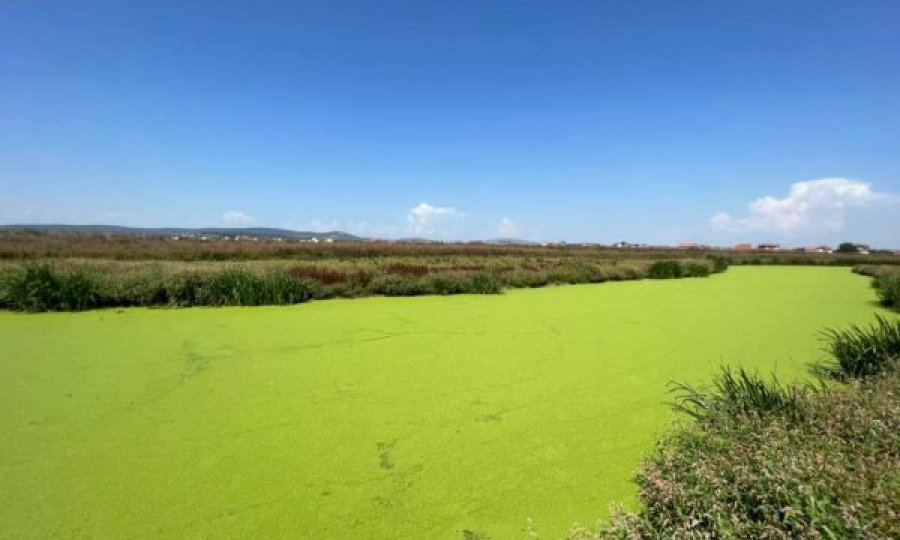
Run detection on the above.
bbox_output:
[2,1,899,246]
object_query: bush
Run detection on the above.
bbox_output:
[262,274,320,304]
[162,270,318,307]
[820,315,900,378]
[596,373,900,539]
[1,263,101,311]
[648,261,682,279]
[709,256,729,273]
[874,275,900,310]
[429,274,470,295]
[198,270,318,306]
[469,273,503,294]
[683,262,710,277]
[165,272,205,307]
[370,275,430,296]
[55,271,102,311]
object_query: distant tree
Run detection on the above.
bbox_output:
[836,242,861,253]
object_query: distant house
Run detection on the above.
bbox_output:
[309,237,319,243]
[678,242,699,249]
[324,237,334,243]
[804,245,833,254]
[757,243,780,251]
[733,243,754,252]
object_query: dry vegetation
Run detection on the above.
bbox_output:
[1,231,897,312]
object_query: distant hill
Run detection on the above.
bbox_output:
[485,238,541,245]
[0,224,364,241]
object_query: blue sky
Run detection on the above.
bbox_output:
[2,1,899,246]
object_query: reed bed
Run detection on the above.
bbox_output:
[0,256,723,311]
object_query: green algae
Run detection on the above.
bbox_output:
[0,267,886,539]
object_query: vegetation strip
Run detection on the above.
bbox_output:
[553,315,900,539]
[0,258,722,311]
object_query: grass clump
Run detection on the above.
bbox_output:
[873,275,900,310]
[0,264,320,310]
[709,255,729,273]
[0,263,101,311]
[647,261,682,279]
[820,314,900,378]
[593,373,900,539]
[469,273,503,294]
[196,270,319,306]
[670,366,808,424]
[370,275,430,296]
[682,262,710,277]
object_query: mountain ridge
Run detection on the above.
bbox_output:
[0,224,364,241]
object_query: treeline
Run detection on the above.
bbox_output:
[554,316,900,539]
[0,257,724,312]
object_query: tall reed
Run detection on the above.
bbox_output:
[820,314,900,378]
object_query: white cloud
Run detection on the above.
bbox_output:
[407,202,463,236]
[710,178,890,235]
[709,212,733,229]
[497,217,520,237]
[222,210,254,227]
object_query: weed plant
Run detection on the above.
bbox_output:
[820,315,900,378]
[873,275,900,310]
[670,366,809,424]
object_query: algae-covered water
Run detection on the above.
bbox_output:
[0,267,883,539]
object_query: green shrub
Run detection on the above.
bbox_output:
[820,315,900,378]
[683,262,710,277]
[595,373,900,539]
[56,271,102,311]
[261,274,320,304]
[429,274,470,295]
[163,270,318,307]
[165,272,205,307]
[469,273,503,294]
[648,261,682,279]
[198,270,317,306]
[1,263,101,311]
[370,275,430,296]
[503,270,550,288]
[200,269,260,306]
[709,256,729,273]
[874,275,900,310]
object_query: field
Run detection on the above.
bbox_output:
[0,267,885,539]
